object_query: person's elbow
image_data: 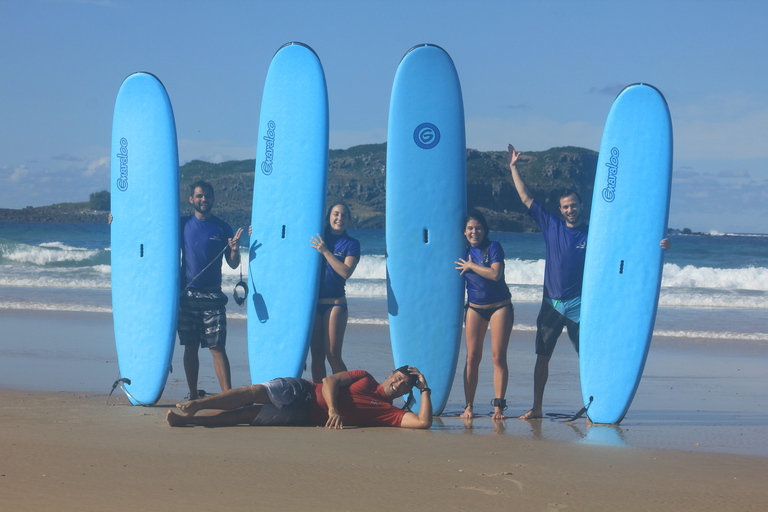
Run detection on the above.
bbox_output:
[416,417,433,429]
[400,412,432,429]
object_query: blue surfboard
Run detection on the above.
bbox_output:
[111,72,180,405]
[579,83,673,424]
[386,44,467,415]
[247,42,329,384]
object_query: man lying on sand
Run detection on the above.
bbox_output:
[166,366,432,429]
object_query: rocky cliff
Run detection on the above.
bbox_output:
[2,144,599,232]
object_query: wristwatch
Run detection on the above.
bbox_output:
[419,387,431,395]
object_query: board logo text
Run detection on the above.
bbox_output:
[261,121,276,175]
[116,138,129,191]
[413,123,440,149]
[601,147,619,202]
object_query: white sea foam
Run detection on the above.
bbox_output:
[1,241,101,265]
[661,263,768,291]
[0,301,112,313]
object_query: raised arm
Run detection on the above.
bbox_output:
[399,367,433,429]
[507,144,533,209]
[225,227,243,269]
[322,371,353,429]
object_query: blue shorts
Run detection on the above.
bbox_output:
[535,298,579,357]
[251,378,313,426]
[545,295,581,323]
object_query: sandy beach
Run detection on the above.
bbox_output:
[2,389,766,511]
[2,309,767,510]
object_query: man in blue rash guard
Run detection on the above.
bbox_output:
[178,181,243,400]
[507,144,670,419]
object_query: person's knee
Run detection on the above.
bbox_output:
[466,349,483,367]
[491,351,508,368]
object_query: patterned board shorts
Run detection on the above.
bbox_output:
[251,378,313,426]
[177,289,228,348]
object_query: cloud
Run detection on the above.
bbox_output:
[673,169,700,179]
[717,169,750,178]
[177,139,255,165]
[329,128,388,150]
[669,174,768,233]
[587,84,625,97]
[52,154,83,162]
[670,93,768,160]
[9,165,30,183]
[82,156,109,178]
[465,116,602,152]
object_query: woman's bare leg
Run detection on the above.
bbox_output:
[326,305,348,374]
[489,306,514,420]
[461,308,488,419]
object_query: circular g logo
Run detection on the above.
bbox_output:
[413,123,440,149]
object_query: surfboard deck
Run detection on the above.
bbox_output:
[111,72,180,405]
[386,44,467,415]
[247,42,329,384]
[579,83,673,424]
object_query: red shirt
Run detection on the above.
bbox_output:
[310,370,408,427]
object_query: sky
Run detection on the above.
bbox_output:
[1,0,767,234]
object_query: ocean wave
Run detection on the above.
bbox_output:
[0,301,113,313]
[661,263,768,291]
[654,329,768,341]
[0,240,106,266]
[4,254,767,309]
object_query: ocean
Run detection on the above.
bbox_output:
[2,220,767,342]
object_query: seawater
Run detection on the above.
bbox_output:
[1,221,767,341]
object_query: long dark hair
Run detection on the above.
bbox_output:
[463,210,491,251]
[324,201,351,236]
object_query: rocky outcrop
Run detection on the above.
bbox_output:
[2,144,599,232]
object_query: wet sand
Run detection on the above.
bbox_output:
[1,388,766,511]
[1,308,767,509]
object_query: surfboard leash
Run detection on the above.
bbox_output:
[183,231,248,306]
[106,375,153,406]
[233,258,248,307]
[181,244,230,294]
[547,395,593,423]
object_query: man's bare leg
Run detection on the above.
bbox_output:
[183,343,201,399]
[519,354,551,419]
[167,405,261,427]
[210,346,232,392]
[176,384,271,415]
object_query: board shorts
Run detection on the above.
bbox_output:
[251,378,313,426]
[177,289,228,349]
[535,297,580,357]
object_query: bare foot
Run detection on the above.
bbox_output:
[176,400,201,415]
[519,408,543,420]
[492,409,507,421]
[459,405,474,419]
[166,409,190,427]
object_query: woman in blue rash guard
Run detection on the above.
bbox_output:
[455,210,514,420]
[309,202,361,382]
